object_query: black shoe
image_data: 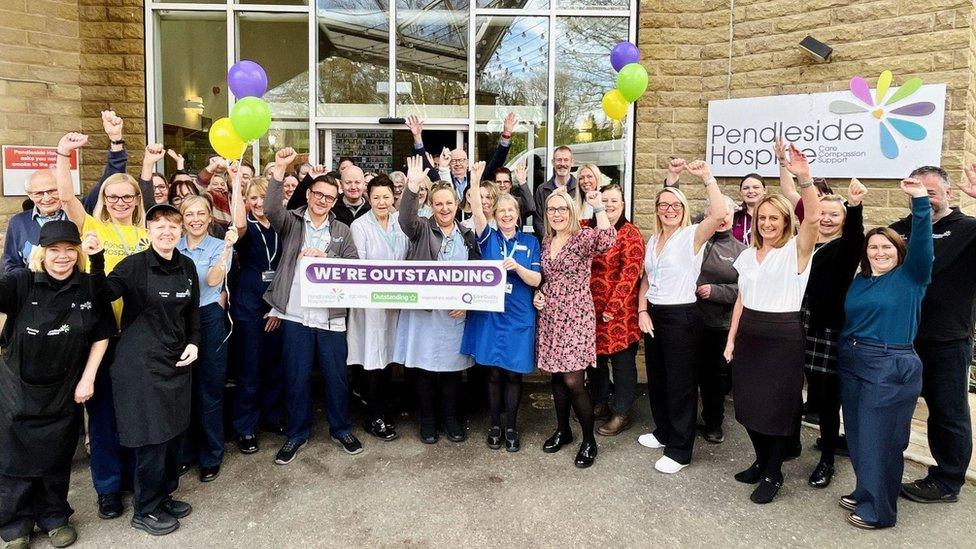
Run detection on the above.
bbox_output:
[199,465,220,483]
[419,422,438,444]
[97,492,123,520]
[131,510,179,536]
[574,441,597,468]
[237,435,259,454]
[734,462,763,484]
[839,494,857,512]
[750,474,784,504]
[274,440,306,465]
[159,497,192,519]
[332,433,364,455]
[900,479,959,503]
[542,430,574,453]
[504,429,520,453]
[808,461,834,488]
[702,427,724,444]
[442,417,467,443]
[178,463,193,477]
[365,418,398,441]
[486,426,503,449]
[783,442,802,461]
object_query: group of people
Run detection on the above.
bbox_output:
[0,110,973,548]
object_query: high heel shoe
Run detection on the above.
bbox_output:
[486,426,502,449]
[574,441,597,468]
[542,430,574,453]
[808,460,834,488]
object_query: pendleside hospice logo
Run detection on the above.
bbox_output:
[828,70,936,160]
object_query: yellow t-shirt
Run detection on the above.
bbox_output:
[82,214,149,325]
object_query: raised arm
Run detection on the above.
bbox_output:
[512,162,536,217]
[775,137,800,208]
[687,160,728,252]
[899,178,934,285]
[484,112,515,174]
[139,144,166,211]
[266,147,297,232]
[55,133,89,233]
[84,111,127,213]
[841,178,867,257]
[398,155,427,240]
[468,161,488,236]
[664,157,685,187]
[785,143,821,272]
[230,162,247,238]
[406,115,435,172]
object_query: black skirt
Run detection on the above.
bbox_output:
[731,308,804,436]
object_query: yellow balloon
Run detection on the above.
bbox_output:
[602,89,629,121]
[209,117,246,159]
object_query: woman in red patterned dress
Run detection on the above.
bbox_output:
[534,189,615,468]
[587,183,645,436]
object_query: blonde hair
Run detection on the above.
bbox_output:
[820,193,847,213]
[653,187,692,235]
[429,181,455,205]
[576,164,605,213]
[93,173,145,226]
[246,177,269,198]
[751,195,795,250]
[179,195,213,217]
[545,191,581,238]
[464,181,498,213]
[28,243,87,274]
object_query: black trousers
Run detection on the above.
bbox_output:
[808,370,841,462]
[588,343,639,415]
[132,435,182,517]
[0,470,72,541]
[415,371,462,426]
[915,337,974,494]
[697,327,730,430]
[645,303,702,465]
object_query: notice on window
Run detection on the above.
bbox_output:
[2,146,81,196]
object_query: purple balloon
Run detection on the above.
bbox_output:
[610,42,640,72]
[228,60,268,99]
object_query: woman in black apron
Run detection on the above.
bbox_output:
[89,204,200,537]
[0,221,115,549]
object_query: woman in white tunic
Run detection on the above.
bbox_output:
[348,174,408,441]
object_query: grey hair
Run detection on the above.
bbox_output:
[705,194,736,215]
[493,193,521,217]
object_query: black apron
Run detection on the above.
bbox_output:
[111,255,194,448]
[0,280,88,477]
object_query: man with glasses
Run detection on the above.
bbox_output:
[532,146,577,236]
[406,112,516,198]
[2,110,128,272]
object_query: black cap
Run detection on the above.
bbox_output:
[145,203,181,225]
[38,220,81,246]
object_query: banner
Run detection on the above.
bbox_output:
[706,82,946,179]
[2,146,81,196]
[299,258,508,312]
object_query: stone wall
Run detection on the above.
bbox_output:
[635,0,976,232]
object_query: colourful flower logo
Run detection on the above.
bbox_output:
[828,70,936,159]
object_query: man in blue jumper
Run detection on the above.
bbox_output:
[2,110,128,272]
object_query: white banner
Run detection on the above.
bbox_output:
[299,258,508,312]
[706,83,947,179]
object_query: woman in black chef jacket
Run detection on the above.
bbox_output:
[0,220,115,549]
[88,203,200,537]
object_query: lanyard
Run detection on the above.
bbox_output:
[305,218,331,251]
[249,214,278,268]
[500,234,519,260]
[369,212,401,256]
[439,227,459,260]
[110,221,138,257]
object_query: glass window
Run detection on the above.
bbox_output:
[474,15,547,192]
[476,0,549,8]
[239,0,307,5]
[557,0,628,9]
[238,12,309,118]
[553,16,628,186]
[256,125,310,175]
[317,1,390,117]
[157,11,228,173]
[395,0,469,119]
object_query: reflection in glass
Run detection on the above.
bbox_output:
[557,0,628,9]
[238,12,309,118]
[395,0,469,118]
[257,126,309,174]
[317,0,390,117]
[157,11,227,172]
[474,15,547,191]
[476,0,549,8]
[554,16,628,185]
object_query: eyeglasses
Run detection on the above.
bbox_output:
[449,159,467,165]
[309,190,338,204]
[152,184,167,191]
[28,189,58,199]
[105,194,137,204]
[546,206,570,215]
[657,202,683,212]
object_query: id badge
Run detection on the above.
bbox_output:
[505,283,513,294]
[261,270,276,282]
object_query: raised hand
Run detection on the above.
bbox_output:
[784,143,811,180]
[207,155,228,174]
[406,154,425,190]
[406,115,424,143]
[275,147,297,170]
[585,189,603,208]
[308,164,328,178]
[58,132,88,154]
[470,160,487,185]
[514,162,527,185]
[166,149,185,170]
[774,136,788,164]
[502,111,516,135]
[957,163,976,199]
[900,177,927,198]
[101,110,123,141]
[424,151,437,171]
[143,144,166,165]
[81,232,102,255]
[685,160,712,180]
[176,344,198,367]
[848,178,867,206]
[224,226,239,247]
[438,147,451,170]
[667,157,686,178]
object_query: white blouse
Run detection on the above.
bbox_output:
[643,224,705,306]
[733,237,812,313]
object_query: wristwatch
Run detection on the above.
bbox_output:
[110,139,125,145]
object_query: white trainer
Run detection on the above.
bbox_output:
[637,432,664,449]
[654,455,688,474]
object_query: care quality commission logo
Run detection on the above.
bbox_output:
[828,70,936,159]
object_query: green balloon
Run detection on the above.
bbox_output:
[616,63,648,102]
[230,97,272,141]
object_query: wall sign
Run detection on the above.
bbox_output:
[2,146,81,196]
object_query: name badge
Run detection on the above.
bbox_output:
[262,270,276,282]
[505,283,513,294]
[514,244,528,251]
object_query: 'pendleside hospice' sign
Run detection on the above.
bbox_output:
[299,258,508,312]
[706,81,946,179]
